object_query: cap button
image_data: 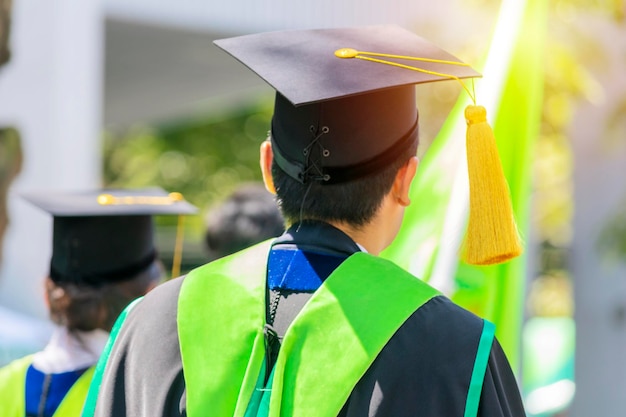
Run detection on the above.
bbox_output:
[169,192,183,202]
[97,193,114,205]
[335,48,358,59]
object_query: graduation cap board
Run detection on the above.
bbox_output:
[22,188,197,286]
[215,25,522,265]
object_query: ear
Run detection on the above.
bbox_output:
[392,156,418,207]
[260,141,277,195]
[43,277,51,309]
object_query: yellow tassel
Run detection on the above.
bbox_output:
[463,105,523,265]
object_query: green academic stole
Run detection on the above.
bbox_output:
[0,355,95,417]
[178,241,448,417]
[54,366,96,416]
[0,355,32,417]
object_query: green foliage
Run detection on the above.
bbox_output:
[0,127,22,263]
[0,0,13,67]
[597,199,626,264]
[0,127,21,179]
[532,0,623,266]
[103,101,273,224]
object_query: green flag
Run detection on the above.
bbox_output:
[382,0,547,371]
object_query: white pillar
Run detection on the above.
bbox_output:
[569,17,626,416]
[0,0,103,322]
[570,108,626,416]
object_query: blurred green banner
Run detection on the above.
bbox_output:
[382,0,547,371]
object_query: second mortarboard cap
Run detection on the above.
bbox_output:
[23,188,197,286]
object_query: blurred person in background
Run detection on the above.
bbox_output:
[0,188,196,417]
[204,183,284,262]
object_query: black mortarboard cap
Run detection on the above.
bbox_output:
[214,25,480,184]
[22,188,197,286]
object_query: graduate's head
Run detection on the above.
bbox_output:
[204,183,284,261]
[267,86,420,227]
[265,88,419,226]
[23,188,197,331]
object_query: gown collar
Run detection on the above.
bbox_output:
[32,326,109,374]
[268,220,362,291]
[271,220,362,256]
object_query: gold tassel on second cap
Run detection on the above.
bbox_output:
[463,105,523,265]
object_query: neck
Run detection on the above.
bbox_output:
[32,326,110,373]
[326,218,386,256]
[327,192,402,256]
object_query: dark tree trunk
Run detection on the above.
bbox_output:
[0,0,12,68]
[0,0,17,264]
[0,128,21,264]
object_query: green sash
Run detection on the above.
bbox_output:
[54,366,96,416]
[178,242,443,417]
[178,242,270,417]
[0,355,95,417]
[0,355,32,417]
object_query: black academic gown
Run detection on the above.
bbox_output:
[93,221,526,417]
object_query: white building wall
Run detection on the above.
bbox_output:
[569,15,626,415]
[0,0,103,325]
[104,0,434,33]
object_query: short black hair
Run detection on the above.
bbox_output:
[272,134,418,228]
[204,184,284,261]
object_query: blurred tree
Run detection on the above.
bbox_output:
[512,0,626,306]
[595,86,626,264]
[103,102,273,219]
[0,0,16,265]
[0,0,11,67]
[597,197,626,264]
[0,128,22,264]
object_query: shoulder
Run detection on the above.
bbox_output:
[0,355,32,413]
[94,277,187,416]
[391,295,485,358]
[125,275,184,326]
[371,294,486,390]
[350,254,485,348]
[345,295,493,415]
[109,276,185,358]
[0,355,33,382]
[361,254,485,339]
[412,294,484,334]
